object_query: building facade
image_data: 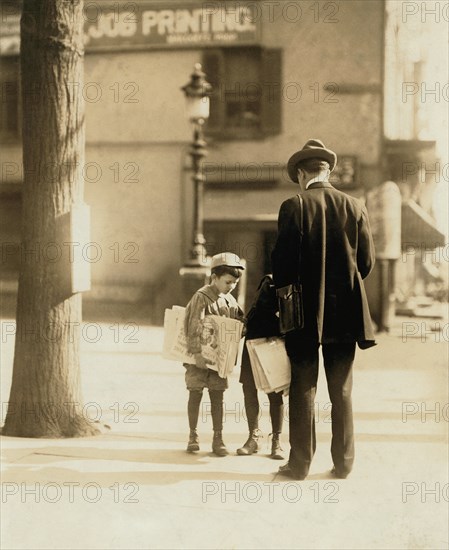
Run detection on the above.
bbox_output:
[2,0,389,323]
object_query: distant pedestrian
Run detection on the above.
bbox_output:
[272,139,376,480]
[183,252,245,456]
[237,274,285,460]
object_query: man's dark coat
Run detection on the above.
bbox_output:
[271,181,376,350]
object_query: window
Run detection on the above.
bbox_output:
[203,47,282,139]
[0,55,20,141]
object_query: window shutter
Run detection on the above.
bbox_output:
[261,48,282,136]
[202,49,225,133]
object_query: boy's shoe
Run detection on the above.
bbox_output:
[236,428,262,455]
[269,432,284,460]
[212,431,228,456]
[186,429,199,452]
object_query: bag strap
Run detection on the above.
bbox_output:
[296,194,304,284]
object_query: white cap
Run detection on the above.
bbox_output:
[210,252,245,270]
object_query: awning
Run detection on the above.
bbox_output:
[402,199,446,249]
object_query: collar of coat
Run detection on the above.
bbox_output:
[197,284,220,301]
[305,181,333,190]
[198,284,237,306]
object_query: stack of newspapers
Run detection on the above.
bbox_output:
[163,306,244,379]
[246,338,291,394]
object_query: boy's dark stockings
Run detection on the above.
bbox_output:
[242,383,284,433]
[188,390,202,430]
[188,389,225,431]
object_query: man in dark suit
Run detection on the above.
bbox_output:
[271,139,376,480]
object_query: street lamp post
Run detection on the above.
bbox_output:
[179,64,213,303]
[181,63,212,267]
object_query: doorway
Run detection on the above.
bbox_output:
[205,221,277,312]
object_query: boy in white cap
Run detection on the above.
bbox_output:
[183,252,245,456]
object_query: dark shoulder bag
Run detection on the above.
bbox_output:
[276,194,304,334]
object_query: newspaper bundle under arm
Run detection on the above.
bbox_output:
[163,306,244,378]
[246,337,291,394]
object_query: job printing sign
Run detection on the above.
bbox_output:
[83,2,260,50]
[0,3,259,55]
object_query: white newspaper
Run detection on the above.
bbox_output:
[163,306,244,378]
[246,339,271,392]
[246,337,291,393]
[163,306,194,363]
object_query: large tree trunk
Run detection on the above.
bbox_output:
[3,0,99,437]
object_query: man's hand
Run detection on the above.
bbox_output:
[194,353,211,370]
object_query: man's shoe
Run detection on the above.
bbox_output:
[331,466,349,479]
[212,431,229,457]
[277,463,293,477]
[269,432,284,460]
[237,429,262,455]
[277,463,306,481]
[186,429,199,452]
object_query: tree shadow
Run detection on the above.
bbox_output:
[1,445,286,486]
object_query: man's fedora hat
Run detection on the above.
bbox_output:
[287,139,337,183]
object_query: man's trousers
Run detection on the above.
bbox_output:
[288,342,356,478]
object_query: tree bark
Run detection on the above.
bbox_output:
[3,0,99,437]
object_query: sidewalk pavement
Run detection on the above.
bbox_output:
[1,315,448,550]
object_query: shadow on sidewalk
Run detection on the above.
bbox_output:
[1,442,343,486]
